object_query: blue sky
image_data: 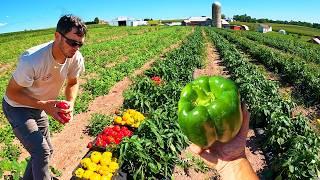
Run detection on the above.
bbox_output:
[0,0,319,34]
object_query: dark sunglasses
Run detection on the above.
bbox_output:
[59,32,83,48]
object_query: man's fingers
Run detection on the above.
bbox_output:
[199,149,218,168]
[189,144,218,168]
[58,108,72,113]
[189,143,204,154]
[53,113,65,124]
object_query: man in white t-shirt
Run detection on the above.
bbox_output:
[2,14,87,180]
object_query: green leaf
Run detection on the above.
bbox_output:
[289,165,294,173]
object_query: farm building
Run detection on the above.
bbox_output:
[258,24,272,33]
[308,36,320,44]
[225,18,234,22]
[279,29,286,34]
[241,25,249,30]
[221,19,230,28]
[182,16,212,26]
[109,16,147,26]
[230,25,241,30]
[165,22,182,26]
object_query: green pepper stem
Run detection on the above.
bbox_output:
[193,85,215,106]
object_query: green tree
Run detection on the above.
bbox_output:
[94,17,100,24]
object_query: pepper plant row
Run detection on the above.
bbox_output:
[0,26,190,177]
[237,30,320,64]
[0,26,169,124]
[214,28,320,105]
[113,27,205,179]
[206,28,320,179]
[76,27,191,114]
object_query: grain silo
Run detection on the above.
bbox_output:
[212,2,222,28]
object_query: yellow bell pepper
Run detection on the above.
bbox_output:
[81,158,92,169]
[87,162,98,172]
[75,168,85,178]
[102,152,112,159]
[98,165,110,175]
[90,151,102,164]
[89,172,101,180]
[82,170,94,179]
[109,162,119,172]
[114,116,122,124]
[100,156,111,166]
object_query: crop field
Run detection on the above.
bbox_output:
[0,25,319,179]
[231,21,320,41]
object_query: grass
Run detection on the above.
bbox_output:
[230,21,320,41]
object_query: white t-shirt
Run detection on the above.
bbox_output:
[4,41,85,108]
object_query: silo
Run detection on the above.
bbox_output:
[212,2,221,28]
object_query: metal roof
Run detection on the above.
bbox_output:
[313,38,320,44]
[188,16,211,22]
[259,24,271,28]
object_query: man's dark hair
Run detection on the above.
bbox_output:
[56,14,87,36]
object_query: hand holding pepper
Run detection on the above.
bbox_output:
[178,76,243,148]
[55,101,73,124]
[189,104,258,180]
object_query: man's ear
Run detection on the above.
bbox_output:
[54,32,60,41]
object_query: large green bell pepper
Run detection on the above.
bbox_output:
[178,76,243,148]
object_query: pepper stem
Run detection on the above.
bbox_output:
[193,85,215,106]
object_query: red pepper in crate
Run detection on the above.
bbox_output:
[90,125,133,149]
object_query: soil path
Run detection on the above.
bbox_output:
[17,39,183,180]
[173,31,267,179]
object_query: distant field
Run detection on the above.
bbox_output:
[1,25,319,179]
[230,21,320,41]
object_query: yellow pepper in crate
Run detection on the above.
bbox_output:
[87,162,98,172]
[76,150,118,179]
[89,172,101,180]
[74,168,85,178]
[82,170,94,179]
[114,109,145,128]
[102,152,112,159]
[122,113,130,121]
[101,173,113,180]
[109,162,119,173]
[81,158,92,169]
[126,117,134,125]
[100,156,111,166]
[90,151,102,164]
[98,165,110,175]
[114,116,123,124]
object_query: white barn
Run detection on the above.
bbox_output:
[221,19,229,28]
[258,24,272,33]
[110,16,147,26]
[182,16,212,26]
[279,29,286,35]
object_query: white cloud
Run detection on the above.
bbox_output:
[0,23,8,27]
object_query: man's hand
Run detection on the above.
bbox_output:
[189,104,258,180]
[189,103,250,166]
[63,100,74,122]
[40,100,74,124]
